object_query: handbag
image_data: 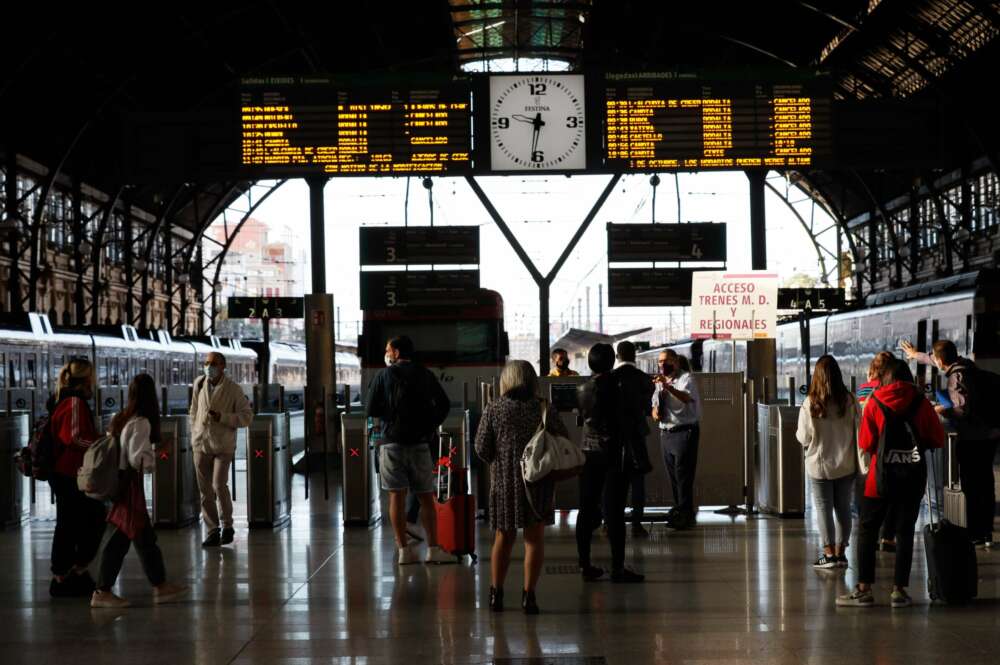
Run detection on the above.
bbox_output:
[521,400,585,483]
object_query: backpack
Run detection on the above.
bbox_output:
[14,415,57,480]
[872,395,925,497]
[386,365,438,443]
[958,365,1000,429]
[76,433,122,501]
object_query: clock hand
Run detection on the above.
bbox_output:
[511,114,535,124]
[529,112,545,160]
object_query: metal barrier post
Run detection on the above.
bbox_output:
[278,385,285,412]
[161,387,169,416]
[342,384,351,414]
[322,385,329,500]
[787,376,796,407]
[745,377,756,514]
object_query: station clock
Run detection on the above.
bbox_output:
[489,74,587,171]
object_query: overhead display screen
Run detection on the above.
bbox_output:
[602,74,833,171]
[607,223,726,262]
[240,76,473,176]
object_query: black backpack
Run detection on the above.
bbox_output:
[386,365,438,443]
[958,365,1000,429]
[15,414,57,480]
[872,395,925,496]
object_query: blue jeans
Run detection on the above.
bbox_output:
[810,474,855,548]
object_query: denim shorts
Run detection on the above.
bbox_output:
[378,443,435,494]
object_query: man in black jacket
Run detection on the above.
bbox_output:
[366,335,454,565]
[612,341,655,538]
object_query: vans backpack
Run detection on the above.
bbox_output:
[76,434,122,501]
[872,395,924,497]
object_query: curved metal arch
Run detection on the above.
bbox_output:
[851,170,904,286]
[195,180,288,333]
[763,178,832,285]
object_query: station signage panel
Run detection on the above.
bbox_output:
[607,268,700,307]
[359,270,480,309]
[777,287,845,311]
[226,297,304,319]
[690,271,779,339]
[359,226,480,265]
[607,223,726,262]
[601,73,833,171]
[239,76,473,176]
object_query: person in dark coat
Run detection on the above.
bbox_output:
[475,360,568,614]
[612,341,655,538]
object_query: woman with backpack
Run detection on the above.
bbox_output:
[837,359,945,608]
[48,358,106,598]
[91,373,188,608]
[475,360,568,614]
[796,355,859,569]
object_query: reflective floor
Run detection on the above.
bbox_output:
[1,475,998,665]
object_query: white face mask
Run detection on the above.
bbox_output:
[384,354,394,367]
[204,365,221,380]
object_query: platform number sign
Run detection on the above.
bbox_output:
[227,297,304,320]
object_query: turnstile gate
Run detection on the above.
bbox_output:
[153,415,199,528]
[0,413,30,529]
[755,403,805,517]
[340,413,380,527]
[247,413,292,529]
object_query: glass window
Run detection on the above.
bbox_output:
[25,356,37,388]
[0,353,6,389]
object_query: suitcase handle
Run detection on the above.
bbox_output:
[925,448,944,528]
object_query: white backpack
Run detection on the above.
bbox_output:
[520,400,585,484]
[77,434,122,501]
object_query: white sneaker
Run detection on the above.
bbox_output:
[425,545,457,565]
[398,542,421,565]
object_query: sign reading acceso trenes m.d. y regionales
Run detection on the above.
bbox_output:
[690,271,779,340]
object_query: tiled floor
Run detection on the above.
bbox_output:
[1,474,998,665]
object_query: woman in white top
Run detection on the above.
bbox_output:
[91,373,188,608]
[796,355,859,570]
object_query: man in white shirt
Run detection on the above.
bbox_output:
[652,349,702,529]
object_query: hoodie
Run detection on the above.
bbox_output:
[858,380,945,498]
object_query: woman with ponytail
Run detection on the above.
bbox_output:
[47,358,106,598]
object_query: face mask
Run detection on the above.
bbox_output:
[204,365,221,380]
[556,360,568,369]
[659,363,672,375]
[384,354,394,367]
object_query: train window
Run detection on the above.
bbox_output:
[9,355,20,388]
[98,358,110,385]
[25,356,37,388]
[0,353,5,389]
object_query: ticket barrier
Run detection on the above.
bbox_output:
[153,416,199,528]
[340,413,380,527]
[755,403,804,517]
[246,413,292,529]
[0,412,30,529]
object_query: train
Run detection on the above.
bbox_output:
[637,270,1000,397]
[0,312,361,419]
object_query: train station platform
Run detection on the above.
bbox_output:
[1,475,998,665]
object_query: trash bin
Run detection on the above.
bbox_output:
[246,413,292,529]
[152,415,199,528]
[755,403,804,517]
[0,412,30,529]
[340,413,380,527]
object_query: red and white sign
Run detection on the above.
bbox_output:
[690,271,779,340]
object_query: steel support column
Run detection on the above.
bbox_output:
[308,177,328,294]
[72,179,86,324]
[123,198,134,324]
[465,173,621,375]
[4,151,20,313]
[746,170,767,269]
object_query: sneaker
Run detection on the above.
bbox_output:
[220,528,235,545]
[813,554,838,569]
[836,555,849,568]
[153,583,189,605]
[611,567,645,583]
[398,542,421,565]
[426,545,457,565]
[631,523,650,539]
[890,589,912,608]
[202,529,221,547]
[90,590,131,609]
[580,565,605,581]
[836,585,875,607]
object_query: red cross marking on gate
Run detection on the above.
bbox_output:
[159,451,169,461]
[349,448,361,457]
[254,449,265,458]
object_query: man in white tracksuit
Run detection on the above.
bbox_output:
[190,352,253,547]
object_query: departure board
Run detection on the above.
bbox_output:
[240,76,474,176]
[602,75,832,171]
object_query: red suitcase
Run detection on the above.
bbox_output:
[434,431,477,563]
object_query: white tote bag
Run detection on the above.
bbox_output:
[521,400,585,483]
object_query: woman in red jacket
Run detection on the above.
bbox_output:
[48,358,106,598]
[838,359,944,609]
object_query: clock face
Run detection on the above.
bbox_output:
[489,74,587,171]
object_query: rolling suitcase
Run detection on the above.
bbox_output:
[924,453,977,604]
[434,431,477,563]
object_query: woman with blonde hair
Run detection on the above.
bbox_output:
[796,355,859,569]
[475,359,568,614]
[47,358,105,597]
